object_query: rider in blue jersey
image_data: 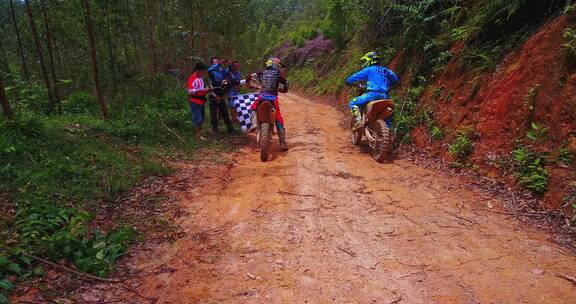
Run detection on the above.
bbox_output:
[346,51,399,129]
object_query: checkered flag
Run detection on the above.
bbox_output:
[231,92,259,133]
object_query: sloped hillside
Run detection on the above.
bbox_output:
[278,2,576,219]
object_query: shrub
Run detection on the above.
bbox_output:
[512,146,549,195]
[563,28,576,57]
[449,127,475,163]
[61,91,98,115]
[393,85,425,142]
[430,125,443,140]
[526,122,548,144]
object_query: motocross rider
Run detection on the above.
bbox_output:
[346,51,399,130]
[249,57,290,151]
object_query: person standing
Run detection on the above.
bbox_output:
[227,61,247,123]
[207,58,234,134]
[187,62,211,140]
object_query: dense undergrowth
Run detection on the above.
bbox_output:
[0,76,232,302]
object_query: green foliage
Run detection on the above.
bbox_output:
[393,85,425,142]
[430,126,443,140]
[324,0,347,50]
[431,86,444,99]
[557,141,575,165]
[460,46,501,72]
[0,255,18,303]
[392,0,462,51]
[563,28,576,57]
[431,51,453,73]
[0,77,241,297]
[512,146,549,195]
[289,67,317,88]
[449,127,475,163]
[56,228,134,277]
[526,122,548,144]
[61,91,98,115]
[288,46,364,96]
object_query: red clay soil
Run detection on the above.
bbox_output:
[413,16,576,212]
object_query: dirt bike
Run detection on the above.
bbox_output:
[256,98,276,162]
[351,86,394,163]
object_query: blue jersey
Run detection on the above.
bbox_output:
[208,63,230,86]
[346,65,399,95]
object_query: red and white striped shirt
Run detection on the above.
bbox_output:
[187,73,209,105]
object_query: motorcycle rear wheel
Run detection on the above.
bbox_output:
[370,119,391,162]
[351,118,363,146]
[260,123,272,162]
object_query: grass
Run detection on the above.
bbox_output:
[0,77,243,301]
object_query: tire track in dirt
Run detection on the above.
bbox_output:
[84,93,576,303]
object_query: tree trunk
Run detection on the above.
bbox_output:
[40,0,60,103]
[82,0,108,118]
[144,0,158,75]
[189,2,195,54]
[0,37,12,76]
[25,0,55,106]
[0,76,12,119]
[104,0,118,95]
[10,0,31,84]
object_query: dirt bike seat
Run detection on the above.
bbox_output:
[366,99,393,113]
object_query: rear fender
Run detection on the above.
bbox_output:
[257,101,276,124]
[366,100,394,122]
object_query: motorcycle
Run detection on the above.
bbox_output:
[351,86,394,162]
[256,99,276,162]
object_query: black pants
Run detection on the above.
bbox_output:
[209,95,234,134]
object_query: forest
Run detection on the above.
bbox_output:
[1,0,576,302]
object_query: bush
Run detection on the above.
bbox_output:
[430,125,443,140]
[563,28,576,57]
[448,127,475,163]
[61,91,98,115]
[393,85,425,142]
[512,146,549,195]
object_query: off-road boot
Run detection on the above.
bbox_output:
[278,127,288,151]
[351,106,363,130]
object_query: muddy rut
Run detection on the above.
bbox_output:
[90,94,576,303]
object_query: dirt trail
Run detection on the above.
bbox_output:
[94,94,576,303]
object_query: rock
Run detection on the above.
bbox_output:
[532,268,545,276]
